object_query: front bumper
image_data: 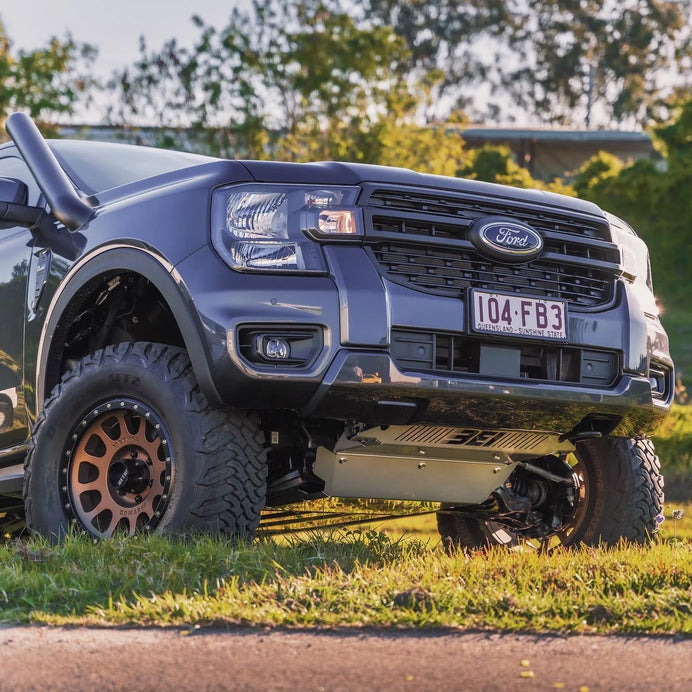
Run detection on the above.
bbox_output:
[175,244,672,438]
[302,350,668,437]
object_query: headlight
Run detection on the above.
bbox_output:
[212,183,362,272]
[607,212,658,316]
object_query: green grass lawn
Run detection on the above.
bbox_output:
[1,503,689,634]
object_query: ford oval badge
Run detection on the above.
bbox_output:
[470,216,544,262]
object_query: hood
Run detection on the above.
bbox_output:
[239,159,605,218]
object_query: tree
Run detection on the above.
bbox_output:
[361,0,692,128]
[458,144,576,195]
[504,0,692,128]
[113,0,410,161]
[0,17,96,136]
[359,0,515,122]
[574,92,692,303]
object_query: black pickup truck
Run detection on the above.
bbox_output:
[0,113,672,547]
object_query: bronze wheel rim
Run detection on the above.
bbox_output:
[61,399,173,537]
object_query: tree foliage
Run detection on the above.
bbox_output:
[362,0,692,128]
[574,93,692,303]
[113,0,410,161]
[0,17,96,136]
[503,0,692,127]
[457,144,576,195]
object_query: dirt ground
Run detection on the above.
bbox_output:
[0,626,689,691]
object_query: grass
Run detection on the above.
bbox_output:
[661,303,692,390]
[653,404,692,500]
[0,503,690,634]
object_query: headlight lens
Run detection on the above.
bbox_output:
[212,184,362,272]
[607,213,658,315]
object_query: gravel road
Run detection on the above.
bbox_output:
[0,627,689,691]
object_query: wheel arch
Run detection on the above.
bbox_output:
[36,245,223,412]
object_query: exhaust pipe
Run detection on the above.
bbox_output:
[5,112,93,231]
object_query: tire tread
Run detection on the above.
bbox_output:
[24,342,267,539]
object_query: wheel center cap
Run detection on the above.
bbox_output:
[109,455,151,495]
[114,466,130,489]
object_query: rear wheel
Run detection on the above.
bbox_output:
[437,437,663,549]
[24,342,267,540]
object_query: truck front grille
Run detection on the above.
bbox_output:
[360,184,621,309]
[391,328,619,387]
[371,241,614,307]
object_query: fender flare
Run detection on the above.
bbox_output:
[36,244,223,410]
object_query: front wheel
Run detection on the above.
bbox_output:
[24,342,267,540]
[438,437,664,549]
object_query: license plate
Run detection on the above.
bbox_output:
[470,290,567,341]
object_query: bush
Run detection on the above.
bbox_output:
[652,404,692,501]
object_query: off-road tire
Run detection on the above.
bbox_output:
[24,342,267,540]
[437,437,664,549]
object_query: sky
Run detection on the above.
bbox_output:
[1,0,247,78]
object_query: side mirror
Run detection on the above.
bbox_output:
[0,177,28,205]
[0,176,43,229]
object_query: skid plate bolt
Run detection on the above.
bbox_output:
[418,448,426,456]
[418,462,426,470]
[338,457,348,464]
[493,466,502,474]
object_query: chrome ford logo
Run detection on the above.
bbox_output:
[470,216,543,262]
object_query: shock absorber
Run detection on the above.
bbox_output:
[511,471,549,508]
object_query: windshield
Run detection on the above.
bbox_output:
[49,140,218,195]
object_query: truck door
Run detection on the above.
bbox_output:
[0,154,42,451]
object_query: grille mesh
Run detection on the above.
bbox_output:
[372,242,614,306]
[367,188,611,241]
[361,186,620,308]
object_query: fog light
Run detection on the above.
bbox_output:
[262,337,291,360]
[238,326,323,368]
